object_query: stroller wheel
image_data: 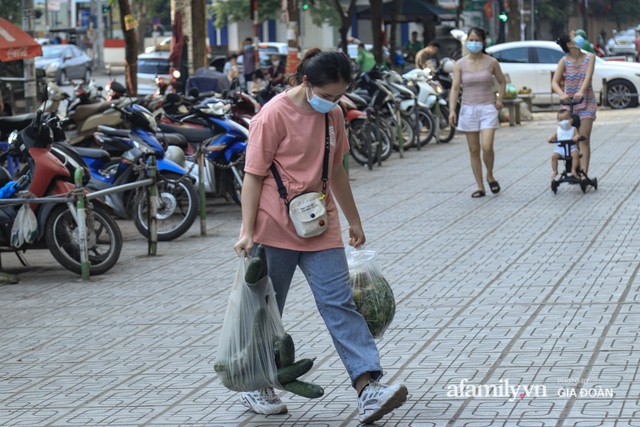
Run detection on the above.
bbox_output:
[592,177,598,190]
[551,180,558,194]
[580,179,587,193]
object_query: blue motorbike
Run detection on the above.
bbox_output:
[157,98,247,206]
[67,104,199,241]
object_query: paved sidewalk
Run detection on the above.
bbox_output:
[1,108,640,426]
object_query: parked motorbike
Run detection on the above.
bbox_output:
[158,97,247,206]
[80,104,199,241]
[0,113,122,275]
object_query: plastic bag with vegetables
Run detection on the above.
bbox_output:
[346,247,396,339]
[214,251,285,392]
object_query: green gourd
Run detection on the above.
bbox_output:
[281,379,325,399]
[245,245,268,285]
[277,358,315,384]
[273,333,295,368]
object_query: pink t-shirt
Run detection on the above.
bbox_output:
[244,90,349,251]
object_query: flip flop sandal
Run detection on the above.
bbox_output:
[488,180,501,194]
[471,190,485,198]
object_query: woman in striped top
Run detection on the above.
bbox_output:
[552,32,597,178]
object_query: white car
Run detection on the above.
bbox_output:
[137,51,170,96]
[486,40,640,109]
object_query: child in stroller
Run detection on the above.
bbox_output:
[547,104,597,194]
[548,109,580,181]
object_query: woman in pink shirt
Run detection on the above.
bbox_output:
[233,49,407,424]
[449,26,507,198]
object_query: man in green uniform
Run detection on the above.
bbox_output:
[404,31,423,62]
[356,43,376,73]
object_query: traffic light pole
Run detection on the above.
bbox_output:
[497,0,507,44]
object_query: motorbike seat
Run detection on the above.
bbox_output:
[70,101,112,124]
[158,122,212,143]
[157,132,188,149]
[72,146,111,162]
[0,113,37,139]
[97,125,131,138]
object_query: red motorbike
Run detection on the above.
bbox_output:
[0,113,122,275]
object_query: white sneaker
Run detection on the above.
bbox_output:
[240,388,288,415]
[358,380,408,424]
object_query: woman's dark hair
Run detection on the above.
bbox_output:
[468,26,487,53]
[556,34,571,54]
[288,48,354,89]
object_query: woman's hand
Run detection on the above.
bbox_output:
[234,234,255,257]
[573,91,584,102]
[560,92,570,103]
[495,99,503,110]
[448,110,457,127]
[348,223,366,248]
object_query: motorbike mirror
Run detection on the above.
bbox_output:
[166,93,181,104]
[189,87,200,98]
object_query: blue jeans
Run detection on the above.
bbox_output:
[258,245,383,387]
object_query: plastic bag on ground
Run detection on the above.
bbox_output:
[214,254,285,392]
[346,246,396,339]
[10,204,37,247]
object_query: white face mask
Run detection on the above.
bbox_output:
[559,119,572,130]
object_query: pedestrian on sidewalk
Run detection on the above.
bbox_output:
[233,48,408,424]
[448,26,506,198]
[552,32,597,179]
[242,37,256,90]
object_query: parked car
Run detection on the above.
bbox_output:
[35,44,92,85]
[486,40,640,109]
[605,28,637,59]
[137,51,170,96]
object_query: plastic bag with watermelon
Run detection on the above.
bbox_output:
[346,247,396,339]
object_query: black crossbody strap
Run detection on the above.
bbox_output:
[271,113,330,205]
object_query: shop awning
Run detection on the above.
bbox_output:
[0,18,42,62]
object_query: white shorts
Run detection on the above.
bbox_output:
[554,144,578,156]
[457,103,499,132]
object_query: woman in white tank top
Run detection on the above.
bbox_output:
[449,26,507,198]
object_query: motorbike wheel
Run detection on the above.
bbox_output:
[437,106,456,143]
[45,203,122,276]
[349,119,376,167]
[228,159,245,206]
[133,172,199,241]
[389,115,415,150]
[417,109,436,146]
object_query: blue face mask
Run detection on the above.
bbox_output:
[573,35,585,49]
[306,86,338,113]
[466,41,483,53]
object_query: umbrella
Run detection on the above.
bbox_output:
[358,0,455,22]
[0,18,42,62]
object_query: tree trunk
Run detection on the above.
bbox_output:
[118,0,138,96]
[285,0,300,74]
[135,0,147,54]
[390,0,400,67]
[369,0,384,65]
[191,0,207,70]
[507,0,519,42]
[332,0,357,55]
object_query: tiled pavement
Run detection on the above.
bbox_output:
[1,108,640,426]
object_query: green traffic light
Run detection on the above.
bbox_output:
[302,2,309,10]
[498,12,508,22]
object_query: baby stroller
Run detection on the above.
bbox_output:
[550,99,598,194]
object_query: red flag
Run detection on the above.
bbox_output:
[484,0,493,19]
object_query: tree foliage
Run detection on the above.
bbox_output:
[608,0,640,27]
[0,0,21,24]
[210,0,281,29]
